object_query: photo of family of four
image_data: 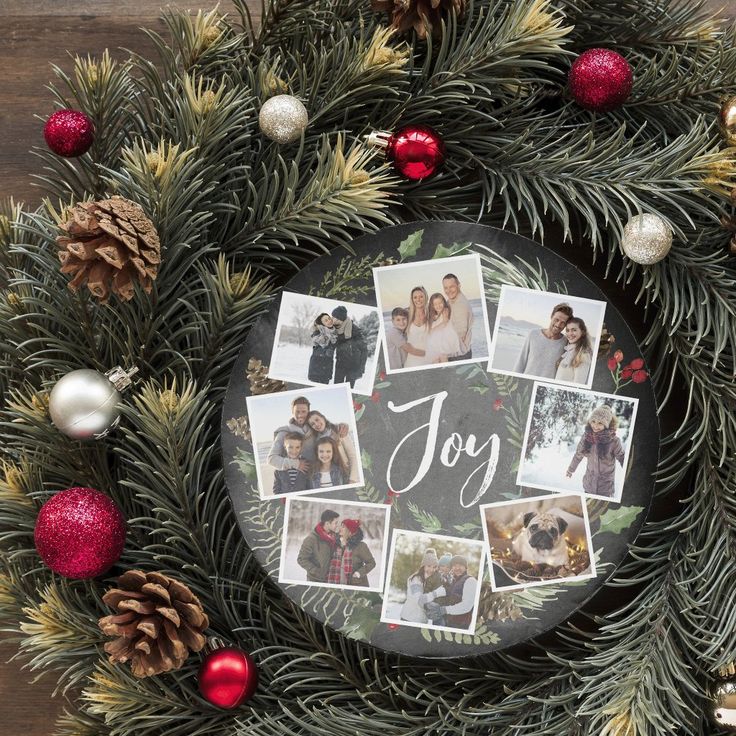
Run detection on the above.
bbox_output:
[374,254,492,373]
[490,286,607,388]
[246,385,363,499]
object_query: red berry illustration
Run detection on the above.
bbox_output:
[631,369,649,383]
[629,357,645,370]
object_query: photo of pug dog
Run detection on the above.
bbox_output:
[480,493,596,591]
[511,511,569,567]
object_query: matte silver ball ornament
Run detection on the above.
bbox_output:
[621,213,672,265]
[258,95,308,144]
[713,680,736,730]
[49,366,138,440]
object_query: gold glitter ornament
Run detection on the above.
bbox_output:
[258,95,309,144]
[713,680,736,730]
[621,214,672,265]
[720,95,736,146]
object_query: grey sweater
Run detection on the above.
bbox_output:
[514,330,566,378]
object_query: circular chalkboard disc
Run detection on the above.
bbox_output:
[222,222,659,658]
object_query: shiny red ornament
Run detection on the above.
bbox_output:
[34,487,126,579]
[568,49,633,112]
[43,109,95,157]
[368,125,445,180]
[199,647,258,709]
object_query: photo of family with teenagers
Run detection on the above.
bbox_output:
[489,286,607,389]
[381,530,485,633]
[245,384,364,499]
[279,498,390,591]
[481,493,596,591]
[268,292,381,396]
[373,254,492,374]
[517,383,638,503]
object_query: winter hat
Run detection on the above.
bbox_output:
[342,518,361,535]
[421,548,439,567]
[450,555,468,569]
[438,553,452,567]
[331,305,348,320]
[589,404,614,427]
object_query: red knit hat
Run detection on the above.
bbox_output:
[342,519,361,535]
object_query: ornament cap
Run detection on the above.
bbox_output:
[105,365,139,392]
[365,130,392,150]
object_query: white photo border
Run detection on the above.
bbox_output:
[486,284,607,390]
[278,495,392,592]
[379,527,486,635]
[516,381,640,503]
[479,491,597,592]
[372,253,494,376]
[246,382,365,501]
[267,290,382,397]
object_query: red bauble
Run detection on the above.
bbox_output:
[43,109,95,157]
[568,49,633,112]
[374,124,445,180]
[199,647,258,709]
[34,487,126,579]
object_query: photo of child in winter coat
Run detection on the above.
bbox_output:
[566,404,625,498]
[517,383,638,503]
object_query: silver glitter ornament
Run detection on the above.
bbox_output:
[713,680,736,730]
[621,213,672,265]
[258,95,308,144]
[49,366,138,440]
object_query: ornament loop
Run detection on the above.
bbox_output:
[106,365,139,392]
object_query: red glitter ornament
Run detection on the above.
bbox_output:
[199,647,258,709]
[43,109,95,157]
[367,124,445,180]
[34,487,125,579]
[568,49,633,112]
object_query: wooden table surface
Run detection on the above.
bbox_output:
[0,0,733,733]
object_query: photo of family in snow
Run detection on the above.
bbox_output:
[488,286,606,389]
[373,254,492,374]
[268,292,381,396]
[380,530,485,634]
[245,384,364,500]
[481,493,596,592]
[517,383,639,503]
[279,497,390,591]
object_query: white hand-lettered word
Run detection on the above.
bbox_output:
[386,391,499,508]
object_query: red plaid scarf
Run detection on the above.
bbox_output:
[327,542,353,584]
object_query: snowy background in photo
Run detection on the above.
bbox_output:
[518,384,637,499]
[280,499,389,589]
[269,292,380,396]
[490,286,606,373]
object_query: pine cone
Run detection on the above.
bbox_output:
[477,585,523,623]
[99,570,209,678]
[247,357,286,395]
[371,0,467,39]
[56,195,160,302]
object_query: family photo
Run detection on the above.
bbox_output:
[481,493,596,592]
[279,497,391,591]
[373,254,492,374]
[488,286,607,388]
[380,529,485,634]
[517,383,638,502]
[246,384,364,499]
[268,292,381,396]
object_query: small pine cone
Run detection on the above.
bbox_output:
[247,357,286,395]
[371,0,467,39]
[56,195,160,302]
[99,570,209,678]
[477,585,522,623]
[597,324,615,358]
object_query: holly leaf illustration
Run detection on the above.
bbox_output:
[340,604,381,640]
[361,449,373,475]
[453,521,482,536]
[598,505,644,534]
[433,241,471,259]
[398,230,423,260]
[231,448,257,483]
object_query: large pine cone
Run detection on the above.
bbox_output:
[56,195,160,302]
[371,0,467,39]
[98,570,209,678]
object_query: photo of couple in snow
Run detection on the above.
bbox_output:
[246,384,364,500]
[381,530,485,634]
[373,254,493,374]
[268,292,381,396]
